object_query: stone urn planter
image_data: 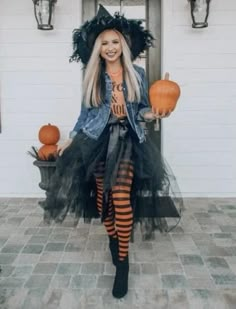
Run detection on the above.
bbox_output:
[33,160,56,209]
[33,160,56,192]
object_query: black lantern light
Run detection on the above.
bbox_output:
[188,0,211,28]
[32,0,57,30]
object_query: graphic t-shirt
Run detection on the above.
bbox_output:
[107,69,127,118]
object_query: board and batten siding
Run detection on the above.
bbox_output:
[161,0,236,197]
[0,0,235,197]
[0,0,83,196]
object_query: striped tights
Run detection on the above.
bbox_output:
[95,160,133,261]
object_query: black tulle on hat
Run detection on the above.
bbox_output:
[70,4,154,65]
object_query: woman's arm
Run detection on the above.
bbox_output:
[137,67,152,121]
[69,104,89,139]
[58,104,88,156]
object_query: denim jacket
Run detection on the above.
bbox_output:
[69,64,151,143]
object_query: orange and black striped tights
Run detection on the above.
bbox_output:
[95,160,133,261]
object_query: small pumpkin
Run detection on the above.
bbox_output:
[149,72,181,114]
[38,123,60,145]
[38,144,58,160]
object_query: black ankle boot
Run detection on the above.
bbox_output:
[112,256,129,299]
[109,236,119,266]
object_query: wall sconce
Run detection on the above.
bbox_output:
[188,0,211,28]
[32,0,57,30]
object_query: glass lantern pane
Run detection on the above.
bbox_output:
[40,0,50,24]
[193,0,208,23]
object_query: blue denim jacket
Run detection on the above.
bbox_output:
[69,64,150,143]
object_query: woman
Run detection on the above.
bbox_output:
[43,5,182,299]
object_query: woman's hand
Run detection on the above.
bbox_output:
[143,108,172,121]
[152,107,172,119]
[57,138,73,156]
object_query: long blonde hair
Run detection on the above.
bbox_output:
[83,29,141,107]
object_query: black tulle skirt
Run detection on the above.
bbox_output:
[42,116,183,238]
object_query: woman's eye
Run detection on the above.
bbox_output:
[102,41,119,45]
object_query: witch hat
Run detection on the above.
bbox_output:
[70,4,154,65]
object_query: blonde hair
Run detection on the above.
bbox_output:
[83,30,141,107]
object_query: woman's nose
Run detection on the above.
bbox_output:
[107,43,114,49]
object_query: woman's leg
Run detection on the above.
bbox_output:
[111,159,133,298]
[94,162,118,266]
[112,160,134,261]
[94,162,117,238]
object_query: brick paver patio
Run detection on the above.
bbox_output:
[0,197,236,308]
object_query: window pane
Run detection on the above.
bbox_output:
[98,0,145,19]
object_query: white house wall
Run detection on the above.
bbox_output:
[0,0,82,197]
[162,0,236,197]
[0,0,235,197]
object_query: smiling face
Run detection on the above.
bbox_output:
[100,30,122,65]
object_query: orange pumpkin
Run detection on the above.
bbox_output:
[149,72,181,114]
[38,123,60,145]
[38,144,58,160]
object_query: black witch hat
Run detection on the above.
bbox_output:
[70,4,154,65]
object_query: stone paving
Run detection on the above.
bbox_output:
[0,197,236,308]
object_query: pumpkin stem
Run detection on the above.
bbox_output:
[164,72,170,80]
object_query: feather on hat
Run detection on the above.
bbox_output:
[70,4,154,65]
